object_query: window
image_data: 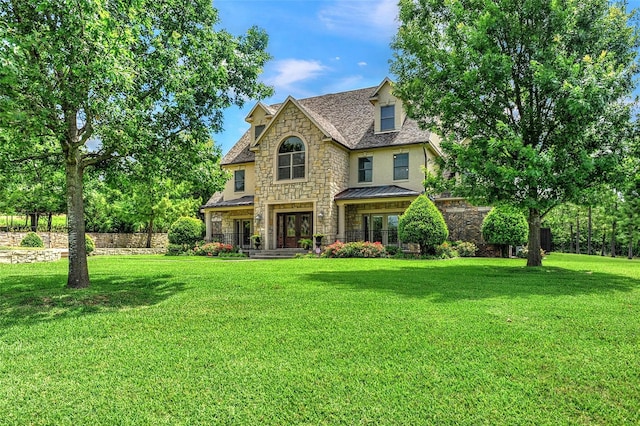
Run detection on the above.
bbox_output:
[393,153,409,180]
[380,105,395,131]
[277,137,305,180]
[358,157,373,183]
[363,214,400,245]
[234,170,245,192]
[254,124,265,140]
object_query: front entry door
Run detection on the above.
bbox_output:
[277,212,312,248]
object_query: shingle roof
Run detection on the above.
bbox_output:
[334,185,421,201]
[221,82,434,165]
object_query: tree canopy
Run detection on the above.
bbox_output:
[391,0,638,266]
[0,0,272,287]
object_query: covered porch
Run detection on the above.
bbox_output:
[335,185,421,248]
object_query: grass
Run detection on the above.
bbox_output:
[0,253,638,425]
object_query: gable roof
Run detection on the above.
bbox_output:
[222,80,433,165]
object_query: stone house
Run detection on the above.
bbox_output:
[201,78,490,252]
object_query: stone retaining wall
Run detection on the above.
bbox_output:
[0,232,168,249]
[93,248,166,256]
[0,249,62,264]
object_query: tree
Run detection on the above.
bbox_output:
[398,195,449,255]
[481,205,528,257]
[391,0,638,267]
[0,1,272,287]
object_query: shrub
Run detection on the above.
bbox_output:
[194,242,235,256]
[298,238,313,250]
[398,195,449,255]
[168,217,204,246]
[482,206,528,257]
[166,243,193,256]
[322,241,386,258]
[453,241,478,257]
[435,242,458,259]
[85,234,95,255]
[20,232,44,248]
[517,246,546,259]
[384,245,402,256]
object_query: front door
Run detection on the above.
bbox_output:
[277,212,312,248]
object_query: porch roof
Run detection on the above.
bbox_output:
[334,185,421,201]
[203,195,254,209]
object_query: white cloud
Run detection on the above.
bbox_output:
[358,61,368,67]
[318,0,399,40]
[265,59,328,96]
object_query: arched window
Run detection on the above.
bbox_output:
[277,137,305,180]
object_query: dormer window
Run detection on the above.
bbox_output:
[380,105,395,131]
[255,124,265,140]
[277,137,305,180]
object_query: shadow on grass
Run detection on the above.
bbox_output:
[305,264,640,302]
[0,272,185,330]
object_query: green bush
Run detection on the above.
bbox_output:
[435,242,458,259]
[482,206,528,257]
[453,241,478,257]
[194,242,235,256]
[398,195,449,255]
[20,232,44,248]
[322,241,386,258]
[166,243,193,256]
[384,245,402,256]
[168,217,204,246]
[85,234,95,255]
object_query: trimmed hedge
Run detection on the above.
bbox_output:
[168,217,204,246]
[482,206,528,257]
[322,241,386,258]
[20,232,44,248]
[398,195,449,255]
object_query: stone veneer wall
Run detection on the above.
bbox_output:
[0,232,168,249]
[0,249,61,264]
[434,199,492,245]
[252,102,350,244]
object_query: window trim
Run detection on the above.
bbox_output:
[254,124,265,140]
[234,170,245,192]
[380,105,395,131]
[393,153,409,181]
[358,156,373,183]
[276,136,307,182]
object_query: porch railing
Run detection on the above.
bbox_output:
[210,233,253,250]
[344,230,409,249]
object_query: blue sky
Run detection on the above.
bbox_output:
[213,0,640,155]
[214,0,398,154]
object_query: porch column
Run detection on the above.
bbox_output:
[204,211,212,242]
[337,203,346,242]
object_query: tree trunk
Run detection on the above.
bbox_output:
[576,216,580,254]
[65,150,90,289]
[47,212,53,232]
[527,208,542,267]
[628,226,633,260]
[569,223,574,253]
[29,213,38,232]
[611,219,617,258]
[601,232,606,256]
[587,206,592,255]
[146,214,154,249]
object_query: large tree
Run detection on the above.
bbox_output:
[0,0,271,287]
[391,0,638,266]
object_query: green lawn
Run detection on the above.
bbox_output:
[0,254,638,425]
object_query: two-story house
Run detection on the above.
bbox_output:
[201,78,489,252]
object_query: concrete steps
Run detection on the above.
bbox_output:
[250,248,309,259]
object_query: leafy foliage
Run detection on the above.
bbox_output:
[0,0,272,287]
[85,234,95,255]
[453,241,478,258]
[19,232,43,248]
[482,206,529,247]
[322,241,387,258]
[168,217,204,246]
[398,195,449,255]
[392,0,638,266]
[194,242,235,256]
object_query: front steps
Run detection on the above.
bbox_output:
[249,248,309,259]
